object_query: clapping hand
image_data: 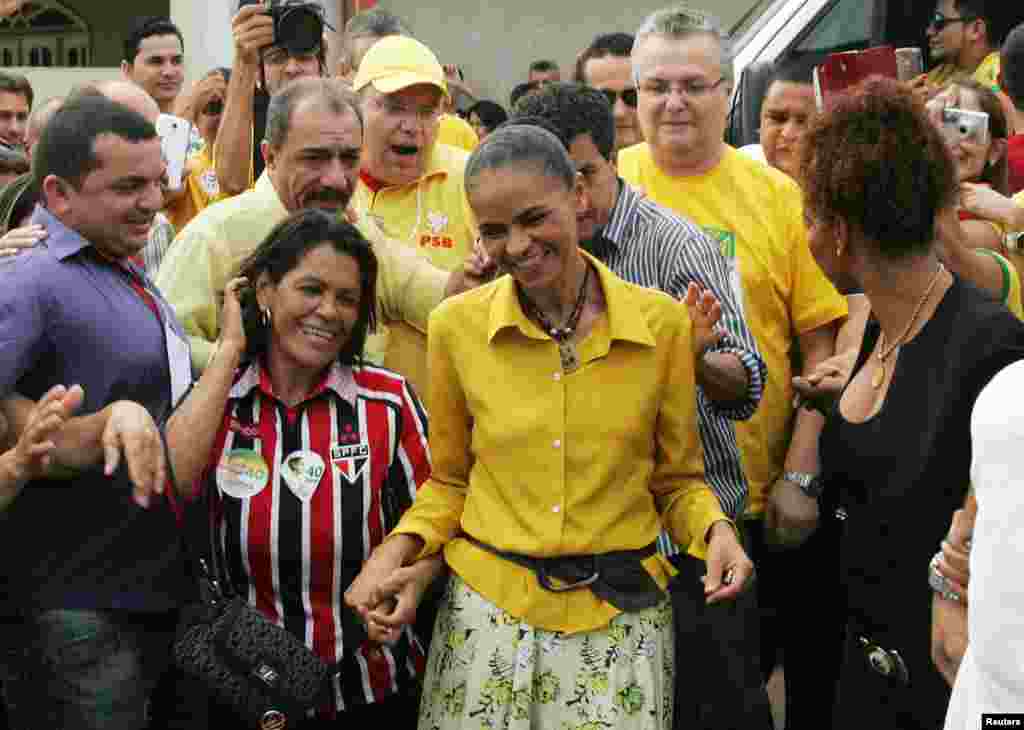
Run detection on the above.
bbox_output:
[102,402,166,509]
[11,384,84,482]
[683,282,724,356]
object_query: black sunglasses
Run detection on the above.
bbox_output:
[927,13,976,32]
[202,99,224,116]
[600,88,638,109]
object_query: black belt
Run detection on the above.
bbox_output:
[464,535,665,613]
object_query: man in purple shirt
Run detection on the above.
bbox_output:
[0,94,193,729]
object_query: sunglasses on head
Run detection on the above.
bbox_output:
[600,88,638,108]
[202,99,224,116]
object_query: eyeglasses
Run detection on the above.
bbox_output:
[927,13,976,32]
[376,96,442,125]
[202,99,224,116]
[640,77,726,98]
[262,46,320,67]
[600,88,638,108]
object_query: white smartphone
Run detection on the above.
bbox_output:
[156,113,193,190]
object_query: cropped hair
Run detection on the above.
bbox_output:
[634,6,732,83]
[801,77,957,258]
[509,81,541,110]
[123,16,184,63]
[465,124,576,196]
[33,95,157,191]
[512,82,616,161]
[466,100,508,133]
[529,59,559,74]
[574,33,635,83]
[264,78,363,149]
[344,8,410,41]
[1002,22,1024,112]
[236,210,378,366]
[0,72,32,108]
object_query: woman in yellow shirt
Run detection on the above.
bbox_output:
[346,125,752,730]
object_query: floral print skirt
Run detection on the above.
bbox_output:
[418,575,674,730]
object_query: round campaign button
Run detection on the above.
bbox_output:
[216,449,269,499]
[281,450,326,502]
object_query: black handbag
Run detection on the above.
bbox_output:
[166,440,366,729]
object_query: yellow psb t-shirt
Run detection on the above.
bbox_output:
[437,113,479,152]
[927,50,1001,93]
[618,144,848,515]
[353,142,476,273]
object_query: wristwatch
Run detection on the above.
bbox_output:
[1006,230,1024,252]
[782,471,825,499]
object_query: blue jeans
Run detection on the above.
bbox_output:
[0,609,178,730]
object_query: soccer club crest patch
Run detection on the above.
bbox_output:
[331,442,370,485]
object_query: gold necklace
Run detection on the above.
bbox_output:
[872,262,945,389]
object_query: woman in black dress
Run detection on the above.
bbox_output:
[798,78,1024,728]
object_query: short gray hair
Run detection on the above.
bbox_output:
[344,8,410,42]
[265,78,363,149]
[465,124,576,196]
[633,5,732,84]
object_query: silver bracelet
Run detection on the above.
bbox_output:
[929,553,961,602]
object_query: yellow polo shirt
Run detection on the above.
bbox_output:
[352,142,476,273]
[618,143,847,516]
[927,50,1002,93]
[437,113,479,152]
[392,254,728,634]
[156,172,448,375]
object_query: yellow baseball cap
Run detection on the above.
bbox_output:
[352,36,448,97]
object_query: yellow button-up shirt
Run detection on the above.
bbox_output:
[155,172,448,374]
[392,254,728,634]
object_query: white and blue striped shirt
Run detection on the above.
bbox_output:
[588,181,766,555]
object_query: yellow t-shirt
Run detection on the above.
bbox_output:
[353,142,476,273]
[165,145,229,233]
[437,113,479,152]
[618,143,848,515]
[927,50,1001,93]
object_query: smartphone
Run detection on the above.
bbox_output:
[940,107,989,146]
[156,113,193,190]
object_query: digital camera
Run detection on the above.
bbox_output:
[940,107,989,146]
[241,0,327,54]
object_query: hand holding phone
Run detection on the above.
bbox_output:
[156,114,194,191]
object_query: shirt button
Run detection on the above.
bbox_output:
[553,439,561,449]
[552,505,561,514]
[553,372,561,381]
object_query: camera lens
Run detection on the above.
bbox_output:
[278,6,322,54]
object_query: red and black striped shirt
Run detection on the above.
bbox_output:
[201,360,431,714]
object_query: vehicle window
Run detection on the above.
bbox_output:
[795,0,875,52]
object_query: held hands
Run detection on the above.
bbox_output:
[683,282,724,356]
[0,1,23,18]
[764,477,820,548]
[345,535,435,645]
[11,384,84,482]
[232,3,275,68]
[791,348,857,415]
[934,505,975,602]
[703,520,754,605]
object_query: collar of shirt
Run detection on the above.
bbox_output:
[30,204,93,261]
[255,170,288,213]
[229,358,358,407]
[358,143,450,193]
[486,250,657,348]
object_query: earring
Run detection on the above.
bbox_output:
[260,306,271,329]
[836,244,843,258]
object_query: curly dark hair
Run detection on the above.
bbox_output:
[512,82,615,161]
[236,210,378,366]
[801,77,957,259]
